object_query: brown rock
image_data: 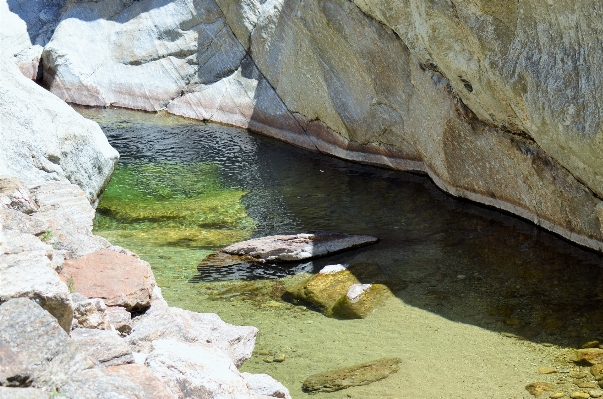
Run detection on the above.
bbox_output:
[106,364,175,399]
[574,349,603,365]
[60,250,155,311]
[525,382,556,397]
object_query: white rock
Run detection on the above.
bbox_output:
[319,264,349,274]
[241,372,292,399]
[145,339,253,399]
[346,284,372,304]
[0,60,118,203]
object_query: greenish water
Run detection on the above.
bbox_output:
[82,107,603,398]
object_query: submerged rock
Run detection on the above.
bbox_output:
[241,372,292,399]
[60,250,155,311]
[284,265,391,318]
[302,357,401,393]
[200,232,378,267]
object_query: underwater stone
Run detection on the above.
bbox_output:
[330,284,392,319]
[302,357,401,393]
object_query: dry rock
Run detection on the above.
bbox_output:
[0,298,93,389]
[0,387,49,399]
[0,229,73,331]
[0,342,31,387]
[145,339,252,399]
[106,306,132,335]
[71,328,134,367]
[220,232,379,263]
[106,364,175,399]
[0,60,118,203]
[241,372,292,399]
[58,368,143,399]
[0,177,38,214]
[60,250,155,311]
[127,294,256,367]
[71,293,110,330]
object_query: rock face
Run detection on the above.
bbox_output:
[60,250,155,311]
[0,60,118,203]
[201,232,379,267]
[71,293,110,330]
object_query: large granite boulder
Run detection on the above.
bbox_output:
[0,298,94,389]
[71,328,135,367]
[127,290,257,367]
[0,229,73,332]
[0,60,118,203]
[144,339,253,399]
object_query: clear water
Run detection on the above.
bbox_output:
[81,107,603,398]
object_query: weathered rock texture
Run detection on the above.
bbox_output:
[11,0,603,251]
[71,328,135,367]
[0,60,118,203]
[60,250,155,311]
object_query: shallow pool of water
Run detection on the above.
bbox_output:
[81,107,603,398]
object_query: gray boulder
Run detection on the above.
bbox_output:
[0,60,118,203]
[127,299,257,367]
[106,306,132,336]
[0,230,73,332]
[71,328,134,367]
[145,339,252,399]
[0,298,94,389]
[0,342,31,387]
[58,368,144,399]
[0,177,38,215]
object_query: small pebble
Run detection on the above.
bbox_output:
[456,274,466,280]
[539,366,559,374]
[273,354,286,362]
[256,349,270,356]
[263,357,274,363]
[550,394,565,399]
[570,392,591,399]
[589,390,603,398]
[583,341,601,349]
[571,372,589,379]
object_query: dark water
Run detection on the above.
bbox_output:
[81,107,603,398]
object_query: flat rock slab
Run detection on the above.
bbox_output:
[71,328,134,367]
[60,250,155,311]
[200,232,378,267]
[302,357,401,393]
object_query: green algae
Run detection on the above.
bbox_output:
[93,160,255,288]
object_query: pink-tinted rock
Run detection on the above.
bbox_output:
[106,364,175,399]
[60,250,155,311]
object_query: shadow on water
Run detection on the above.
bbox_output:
[85,107,603,350]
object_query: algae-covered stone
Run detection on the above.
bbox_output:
[284,269,359,312]
[302,357,401,393]
[525,382,556,397]
[331,283,392,319]
[573,349,603,365]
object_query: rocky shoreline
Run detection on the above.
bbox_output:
[0,58,291,398]
[0,177,292,399]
